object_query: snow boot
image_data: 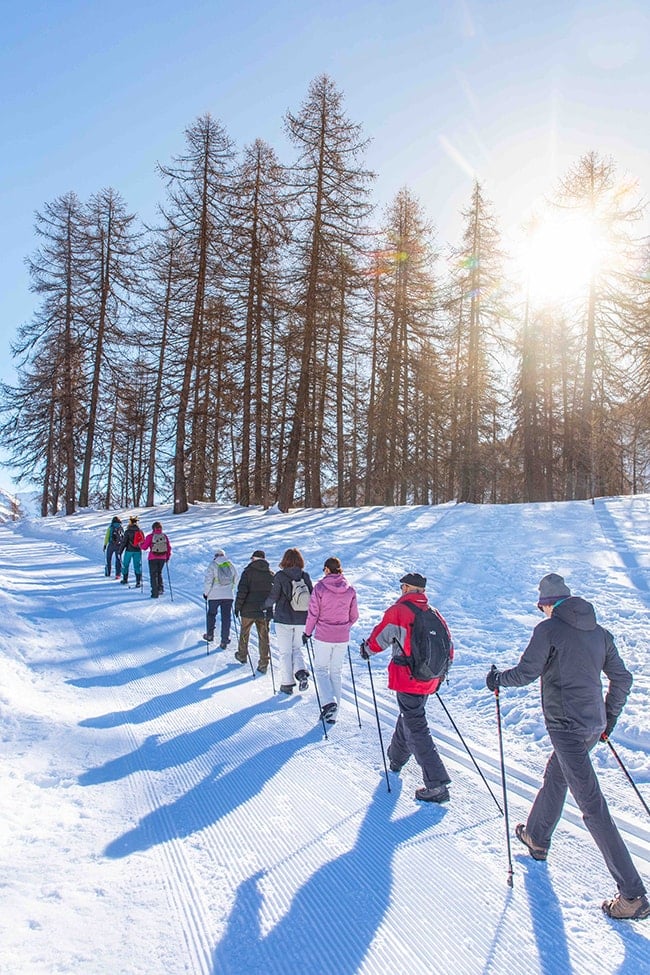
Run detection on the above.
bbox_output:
[104,565,110,577]
[234,651,247,664]
[296,669,310,691]
[120,576,128,584]
[279,684,294,695]
[320,702,337,724]
[515,824,548,861]
[602,893,650,920]
[203,633,214,642]
[135,574,142,588]
[256,663,268,674]
[415,784,450,803]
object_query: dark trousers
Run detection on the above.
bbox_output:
[106,542,122,576]
[389,692,450,789]
[527,728,645,899]
[207,599,233,644]
[237,617,270,666]
[148,560,165,597]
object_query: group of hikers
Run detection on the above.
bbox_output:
[103,515,171,598]
[102,520,649,922]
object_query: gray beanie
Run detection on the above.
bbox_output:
[538,573,571,605]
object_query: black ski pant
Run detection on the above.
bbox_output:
[388,691,451,789]
[148,559,165,597]
[526,727,646,899]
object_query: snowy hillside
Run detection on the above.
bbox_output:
[0,497,649,974]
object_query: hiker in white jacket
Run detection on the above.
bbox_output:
[202,548,238,648]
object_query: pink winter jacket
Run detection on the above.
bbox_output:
[305,573,358,643]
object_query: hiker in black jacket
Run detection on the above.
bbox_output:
[234,550,274,674]
[486,573,649,921]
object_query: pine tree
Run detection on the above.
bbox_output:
[277,75,374,511]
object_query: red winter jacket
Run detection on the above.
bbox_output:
[366,591,453,694]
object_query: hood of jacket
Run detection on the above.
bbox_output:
[552,595,597,631]
[319,573,352,595]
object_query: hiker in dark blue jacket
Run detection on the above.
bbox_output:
[103,516,123,579]
[264,547,313,695]
[486,572,649,921]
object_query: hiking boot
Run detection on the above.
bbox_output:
[389,761,403,773]
[279,684,294,695]
[203,633,214,642]
[602,893,650,920]
[415,785,450,803]
[257,663,268,674]
[515,824,548,861]
[296,669,310,691]
[234,651,247,664]
[120,578,128,584]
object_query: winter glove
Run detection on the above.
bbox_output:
[359,640,371,660]
[601,713,617,741]
[302,632,310,646]
[203,594,207,601]
[264,608,273,622]
[486,665,501,692]
[103,545,106,553]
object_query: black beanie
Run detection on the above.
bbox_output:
[400,572,427,589]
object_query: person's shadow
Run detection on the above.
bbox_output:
[211,778,446,975]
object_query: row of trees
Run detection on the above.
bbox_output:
[2,75,649,516]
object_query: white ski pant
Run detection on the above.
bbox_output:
[311,639,347,708]
[274,623,307,687]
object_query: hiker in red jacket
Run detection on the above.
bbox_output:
[362,572,453,804]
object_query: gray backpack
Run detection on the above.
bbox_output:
[216,561,235,586]
[290,576,311,612]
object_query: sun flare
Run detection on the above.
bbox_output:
[520,212,609,305]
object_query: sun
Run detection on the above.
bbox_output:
[519,211,609,305]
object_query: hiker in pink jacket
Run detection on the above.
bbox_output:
[303,556,358,725]
[140,520,172,599]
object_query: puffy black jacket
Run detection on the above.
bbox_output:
[235,559,274,619]
[499,596,632,737]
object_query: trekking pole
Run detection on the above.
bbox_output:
[492,666,514,887]
[364,650,390,793]
[266,619,276,693]
[435,692,502,815]
[347,646,362,729]
[205,598,210,657]
[165,561,174,602]
[304,636,328,739]
[604,736,650,820]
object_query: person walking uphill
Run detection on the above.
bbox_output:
[361,572,453,804]
[486,573,649,921]
[119,516,145,588]
[304,557,358,725]
[203,548,238,648]
[234,550,274,673]
[264,548,313,695]
[103,516,123,579]
[140,521,172,598]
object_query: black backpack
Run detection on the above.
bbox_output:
[111,523,124,546]
[400,601,453,682]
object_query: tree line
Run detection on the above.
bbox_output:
[2,74,649,516]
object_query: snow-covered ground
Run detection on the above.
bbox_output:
[0,496,649,975]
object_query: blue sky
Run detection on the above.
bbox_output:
[1,0,649,395]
